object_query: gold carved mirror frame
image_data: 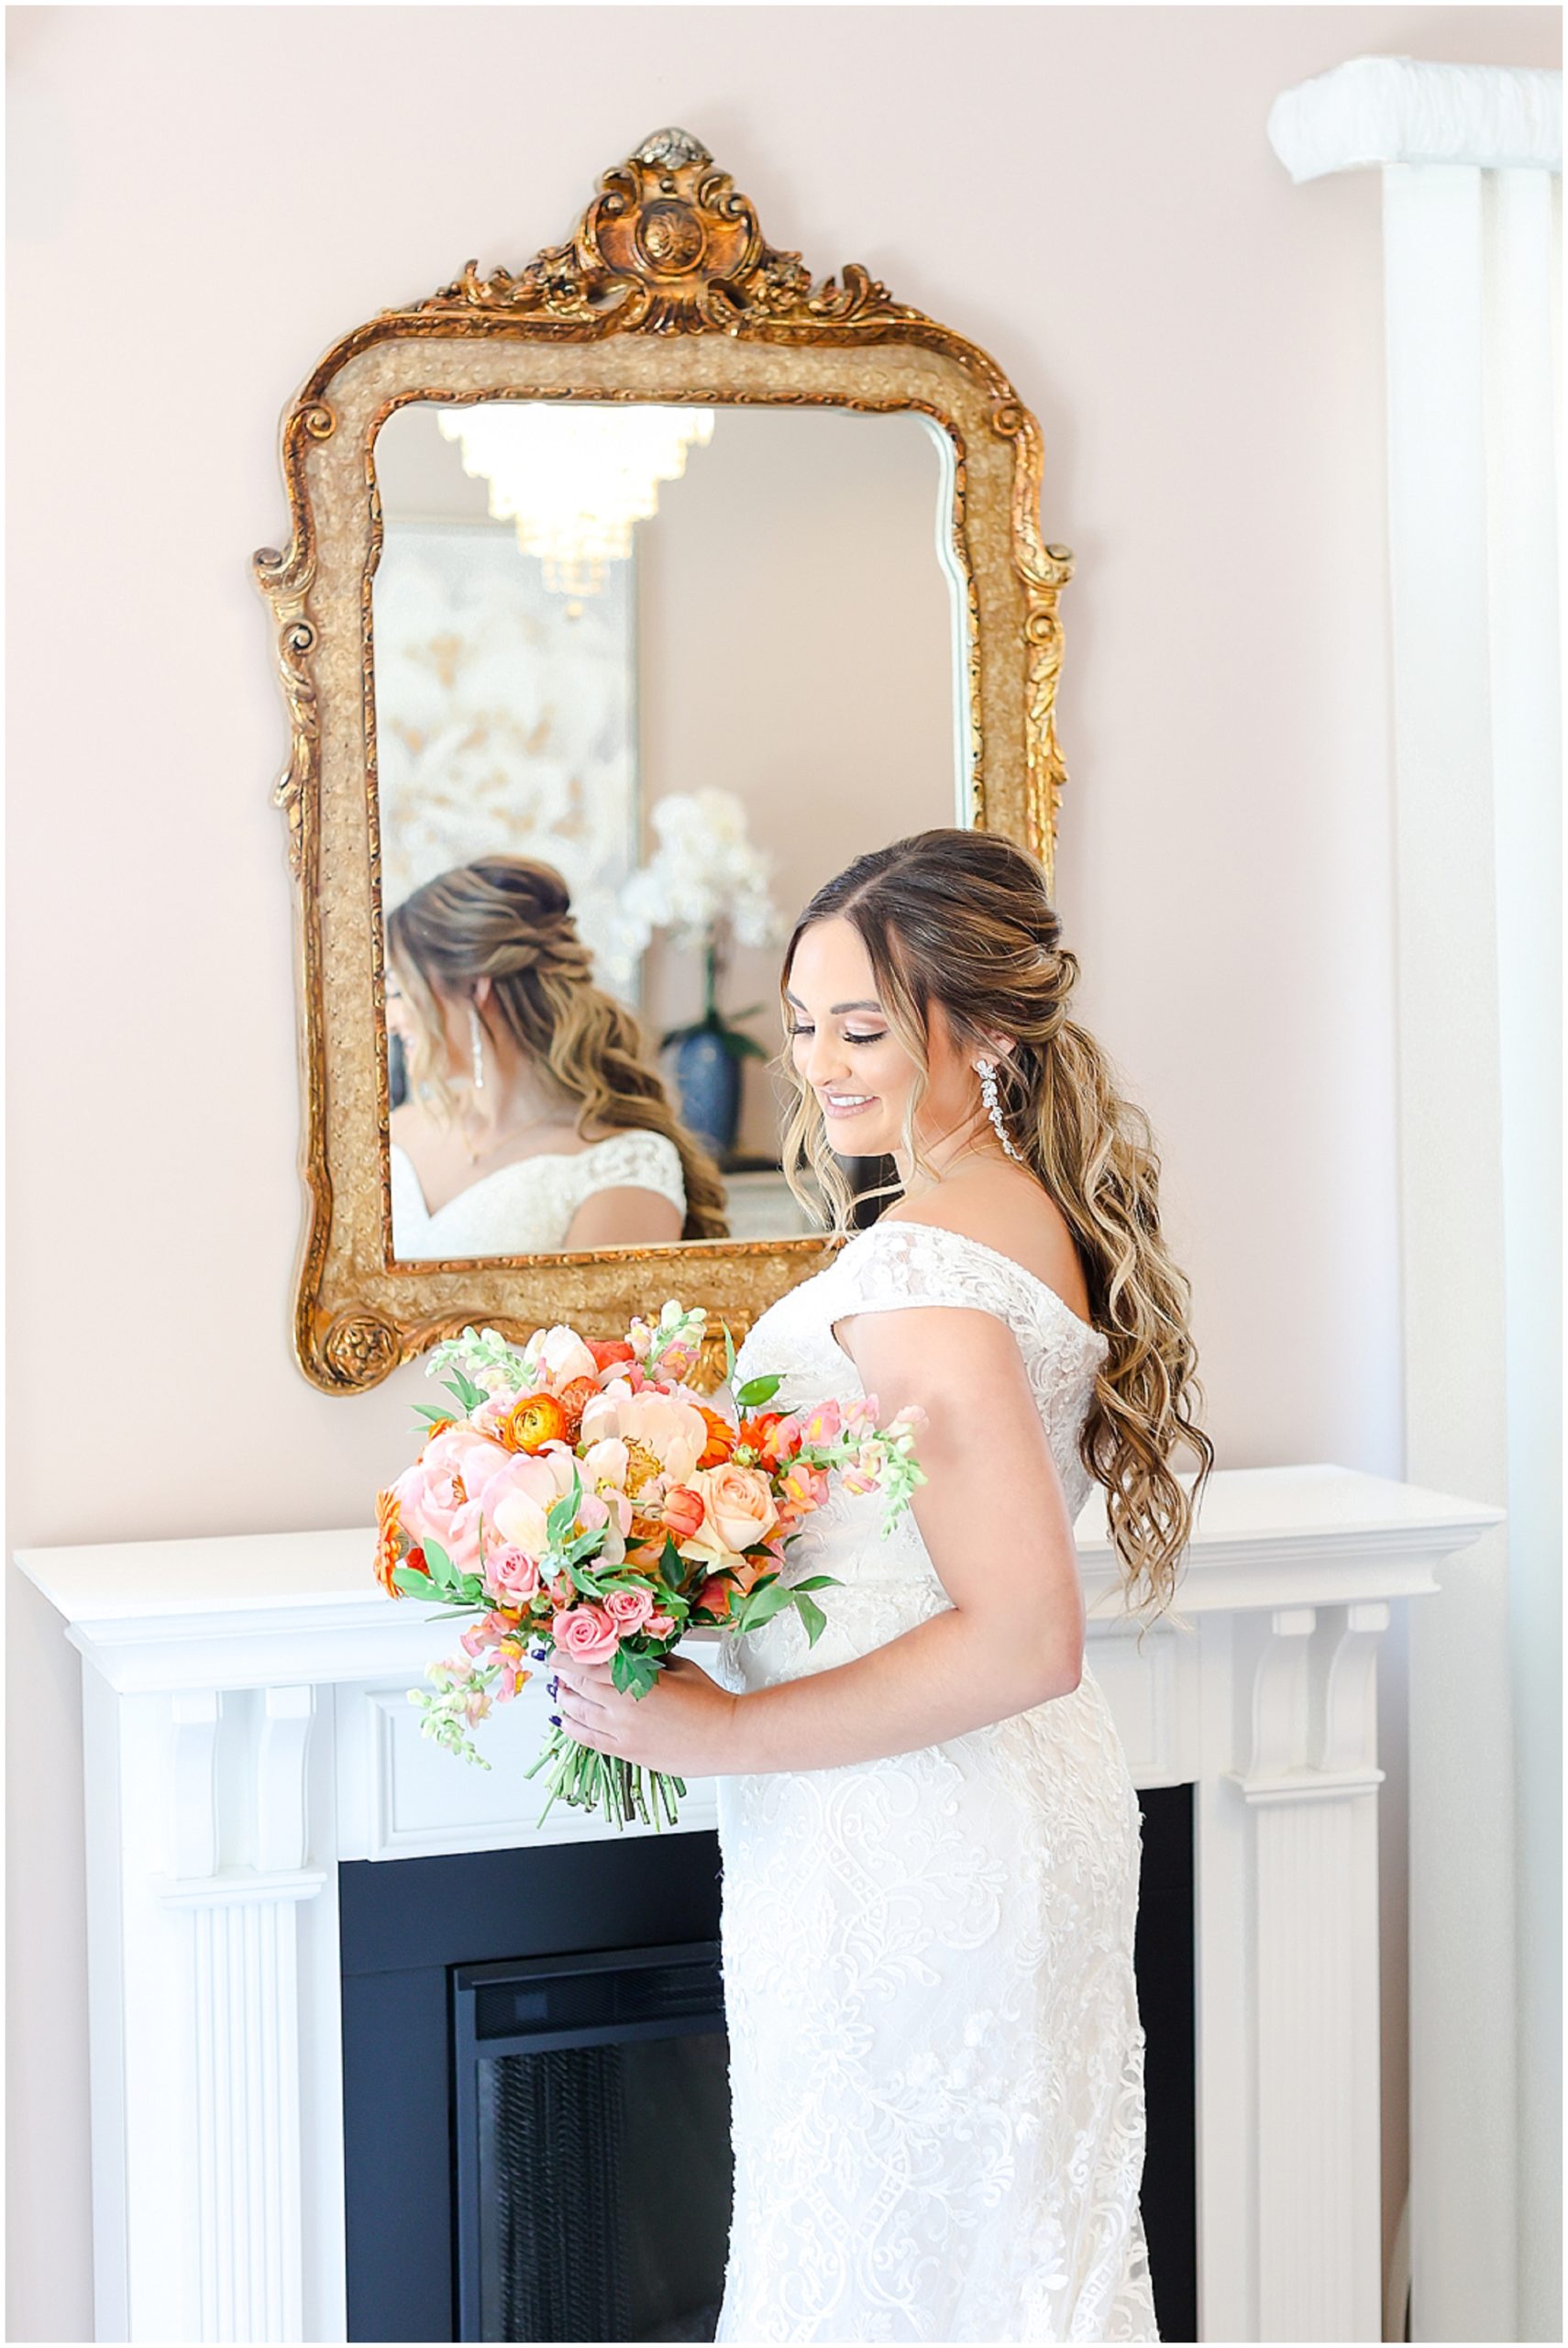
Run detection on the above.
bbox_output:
[256,127,1075,1394]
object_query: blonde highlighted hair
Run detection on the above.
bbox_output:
[385,854,729,1244]
[778,827,1213,1626]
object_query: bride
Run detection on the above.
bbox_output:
[552,827,1214,2342]
[382,854,729,1257]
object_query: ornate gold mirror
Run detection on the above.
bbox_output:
[256,127,1074,1392]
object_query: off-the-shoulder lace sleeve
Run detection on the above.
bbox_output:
[572,1129,687,1212]
[830,1218,1110,1370]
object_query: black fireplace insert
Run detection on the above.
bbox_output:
[340,1788,1197,2342]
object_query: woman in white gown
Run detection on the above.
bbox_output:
[381,854,728,1257]
[552,829,1214,2343]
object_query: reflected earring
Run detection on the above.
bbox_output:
[468,1001,486,1091]
[975,1056,1022,1160]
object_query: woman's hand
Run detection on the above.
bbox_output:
[552,1650,745,1778]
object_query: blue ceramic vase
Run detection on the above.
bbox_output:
[672,1026,742,1159]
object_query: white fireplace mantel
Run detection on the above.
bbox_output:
[17,1462,1500,2345]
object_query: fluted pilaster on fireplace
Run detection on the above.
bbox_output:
[1229,1601,1390,2342]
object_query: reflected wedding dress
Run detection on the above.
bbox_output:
[387,1129,686,1258]
[710,1219,1157,2345]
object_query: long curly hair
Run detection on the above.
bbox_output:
[385,854,730,1244]
[778,827,1213,1626]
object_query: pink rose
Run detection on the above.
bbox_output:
[678,1463,779,1565]
[489,1546,542,1601]
[554,1603,620,1663]
[646,1611,676,1641]
[602,1586,655,1634]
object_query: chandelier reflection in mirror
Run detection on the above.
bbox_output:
[436,404,717,598]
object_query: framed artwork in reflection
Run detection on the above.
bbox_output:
[372,518,643,1000]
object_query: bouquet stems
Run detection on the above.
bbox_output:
[524,1726,687,1833]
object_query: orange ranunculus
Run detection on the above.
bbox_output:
[589,1338,637,1375]
[554,1377,601,1443]
[501,1391,570,1454]
[696,1406,737,1468]
[693,1572,734,1622]
[419,1414,456,1454]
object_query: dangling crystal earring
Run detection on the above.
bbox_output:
[468,1000,486,1091]
[975,1056,1022,1160]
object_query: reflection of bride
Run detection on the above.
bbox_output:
[384,855,729,1257]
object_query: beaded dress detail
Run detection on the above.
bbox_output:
[710,1218,1157,2344]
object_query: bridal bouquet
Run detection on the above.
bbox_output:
[373,1301,924,1831]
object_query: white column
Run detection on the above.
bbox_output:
[1382,154,1520,2345]
[1484,160,1563,2348]
[1269,58,1562,2346]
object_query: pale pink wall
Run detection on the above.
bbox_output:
[635,405,958,1157]
[6,7,1559,2339]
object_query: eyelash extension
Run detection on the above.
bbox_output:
[787,1025,887,1045]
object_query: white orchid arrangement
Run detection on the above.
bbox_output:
[617,789,785,1061]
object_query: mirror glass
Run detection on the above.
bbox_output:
[371,397,968,1260]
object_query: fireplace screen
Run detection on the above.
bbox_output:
[452,1944,733,2342]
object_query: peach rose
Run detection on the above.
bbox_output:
[678,1463,778,1566]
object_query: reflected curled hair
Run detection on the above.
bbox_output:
[385,854,728,1243]
[778,827,1214,1631]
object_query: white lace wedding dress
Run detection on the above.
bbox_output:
[387,1129,686,1258]
[709,1219,1157,2344]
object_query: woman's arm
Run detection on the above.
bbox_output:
[727,1303,1087,1776]
[562,1186,684,1249]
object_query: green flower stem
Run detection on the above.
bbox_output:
[521,1726,685,1833]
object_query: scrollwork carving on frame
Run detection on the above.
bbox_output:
[256,127,1076,1392]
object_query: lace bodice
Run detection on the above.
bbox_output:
[715,1218,1110,1698]
[388,1129,686,1259]
[710,1217,1157,2342]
